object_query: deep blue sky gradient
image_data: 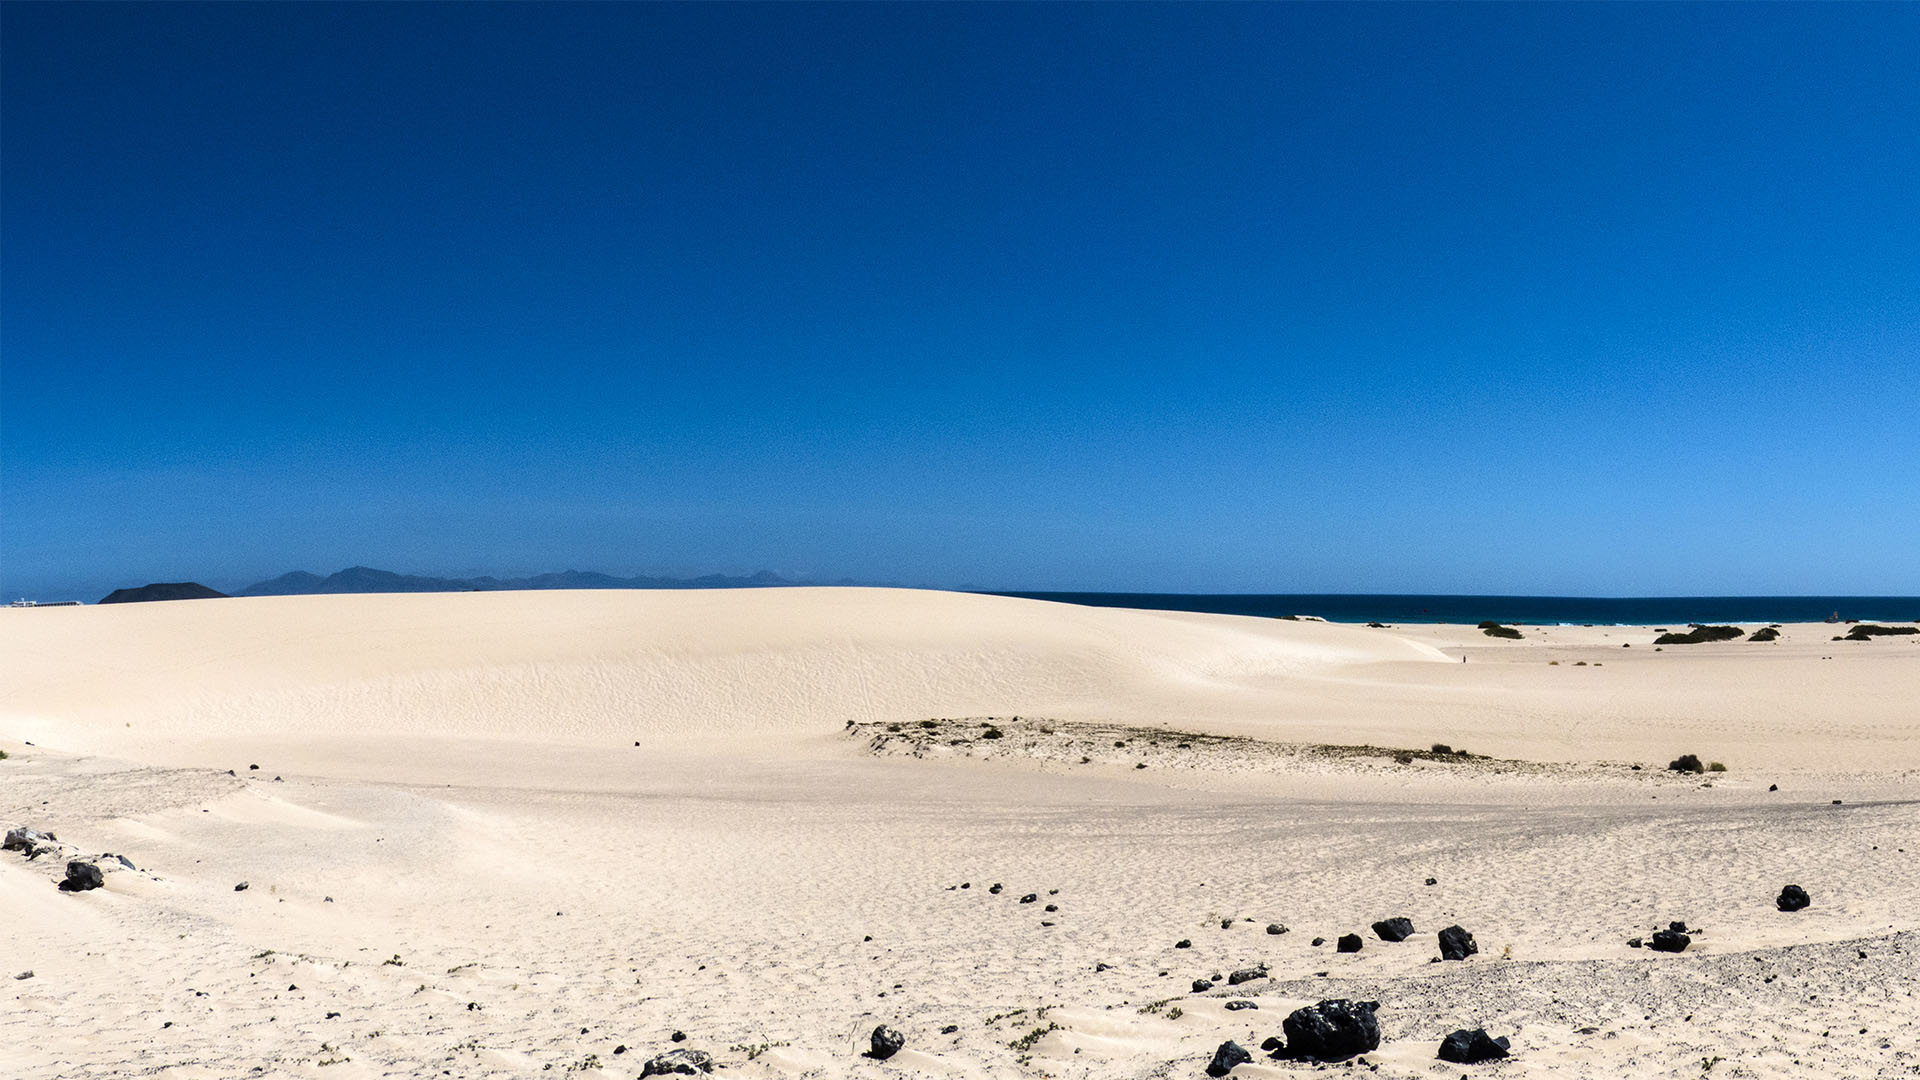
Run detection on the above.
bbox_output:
[4,3,1917,597]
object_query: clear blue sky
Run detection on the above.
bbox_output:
[4,3,1916,598]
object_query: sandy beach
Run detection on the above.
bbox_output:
[3,588,1916,1079]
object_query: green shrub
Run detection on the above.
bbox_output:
[1668,754,1704,774]
[1844,624,1919,641]
[1481,623,1523,640]
[1708,761,1727,772]
[1653,625,1744,645]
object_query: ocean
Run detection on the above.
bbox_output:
[987,593,1920,626]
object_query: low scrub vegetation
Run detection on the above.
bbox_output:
[1479,621,1523,639]
[1653,625,1745,645]
[1843,624,1920,641]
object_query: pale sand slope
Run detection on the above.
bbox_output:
[1,589,1916,1079]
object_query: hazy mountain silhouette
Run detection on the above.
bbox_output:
[235,566,811,597]
[99,582,229,604]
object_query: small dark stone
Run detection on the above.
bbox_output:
[1224,999,1257,1011]
[1649,930,1690,953]
[613,1045,627,1055]
[1193,978,1214,992]
[249,764,259,771]
[1220,918,1234,930]
[1045,904,1057,912]
[868,1024,905,1060]
[326,1011,340,1019]
[1281,998,1381,1061]
[1668,921,1688,933]
[1310,937,1326,947]
[940,1024,958,1034]
[1228,965,1268,985]
[1206,1039,1253,1077]
[639,1048,713,1076]
[60,861,104,892]
[1777,885,1811,912]
[1259,1035,1283,1052]
[1020,893,1037,904]
[1371,917,1414,942]
[989,883,1003,894]
[1095,962,1112,972]
[671,1030,686,1042]
[1174,939,1192,949]
[1627,938,1643,949]
[234,882,249,892]
[1769,784,1778,791]
[1266,923,1287,935]
[1336,933,1363,953]
[1437,925,1477,961]
[1437,1028,1511,1063]
[1425,877,1438,886]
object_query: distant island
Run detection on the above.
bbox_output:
[235,566,818,597]
[74,567,861,604]
[98,582,230,604]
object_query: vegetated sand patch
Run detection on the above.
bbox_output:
[2,589,1917,1079]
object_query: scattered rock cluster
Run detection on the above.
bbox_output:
[638,1048,712,1076]
[6,824,141,894]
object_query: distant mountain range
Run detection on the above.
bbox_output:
[234,566,819,597]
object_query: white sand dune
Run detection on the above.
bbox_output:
[0,588,1445,763]
[2,589,1917,1079]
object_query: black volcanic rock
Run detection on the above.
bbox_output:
[1336,933,1363,953]
[1438,1028,1510,1063]
[1649,929,1690,953]
[1371,917,1414,942]
[638,1048,712,1076]
[98,582,227,604]
[1438,925,1478,961]
[1777,885,1811,912]
[1281,999,1380,1061]
[1206,1040,1252,1076]
[867,1025,905,1060]
[61,861,104,891]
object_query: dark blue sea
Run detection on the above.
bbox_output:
[987,593,1920,626]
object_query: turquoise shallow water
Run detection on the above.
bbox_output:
[986,593,1920,625]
